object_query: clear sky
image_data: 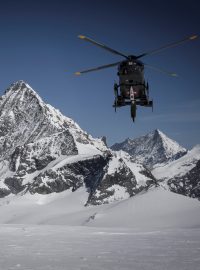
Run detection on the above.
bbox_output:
[0,0,200,149]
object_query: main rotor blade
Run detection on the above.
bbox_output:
[75,61,121,75]
[78,35,128,59]
[144,64,178,77]
[137,34,198,59]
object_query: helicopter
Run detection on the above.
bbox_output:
[75,34,198,121]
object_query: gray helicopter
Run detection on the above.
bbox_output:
[75,34,198,121]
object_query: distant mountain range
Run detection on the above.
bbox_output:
[0,81,199,203]
[111,130,200,200]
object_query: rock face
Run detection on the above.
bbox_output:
[89,151,157,205]
[0,81,78,160]
[0,81,156,204]
[111,129,187,169]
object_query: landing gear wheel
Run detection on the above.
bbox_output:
[131,102,136,122]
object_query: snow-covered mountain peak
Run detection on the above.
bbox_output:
[0,81,112,198]
[145,129,172,144]
[0,81,109,167]
[0,80,48,127]
[2,81,107,149]
[111,129,187,168]
[4,81,81,133]
[154,128,162,134]
[152,129,186,157]
[4,80,43,103]
[152,129,167,141]
[6,80,31,91]
[9,80,33,90]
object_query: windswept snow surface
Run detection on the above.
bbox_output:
[0,225,200,270]
[1,188,200,270]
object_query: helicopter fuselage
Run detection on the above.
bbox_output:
[114,56,153,121]
[117,57,145,101]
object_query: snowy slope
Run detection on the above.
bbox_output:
[0,187,200,230]
[153,145,200,198]
[111,129,187,168]
[153,145,200,179]
[89,188,200,229]
[1,187,200,270]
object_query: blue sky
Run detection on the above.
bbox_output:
[0,0,200,148]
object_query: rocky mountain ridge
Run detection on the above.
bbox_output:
[112,130,200,200]
[111,129,187,169]
[0,81,156,203]
[153,145,200,199]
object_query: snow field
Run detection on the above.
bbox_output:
[1,186,200,270]
[0,225,200,270]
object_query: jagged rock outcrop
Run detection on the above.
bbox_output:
[89,151,157,204]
